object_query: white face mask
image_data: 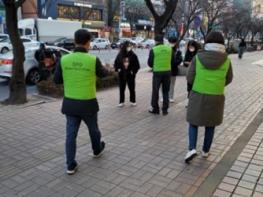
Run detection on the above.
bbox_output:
[189,47,195,52]
[127,47,132,52]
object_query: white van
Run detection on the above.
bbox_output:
[18,18,82,43]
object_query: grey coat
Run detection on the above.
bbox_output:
[186,50,233,127]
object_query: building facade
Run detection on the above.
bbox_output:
[252,0,263,17]
[37,0,105,31]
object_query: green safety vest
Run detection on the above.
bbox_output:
[153,45,172,72]
[61,52,96,100]
[192,55,230,95]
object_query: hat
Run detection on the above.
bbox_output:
[154,34,164,43]
[168,37,177,43]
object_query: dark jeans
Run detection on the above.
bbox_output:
[66,113,102,169]
[119,72,136,103]
[151,74,171,112]
[238,47,245,59]
[188,124,215,153]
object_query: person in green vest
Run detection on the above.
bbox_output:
[54,29,110,175]
[148,34,174,115]
[185,31,233,163]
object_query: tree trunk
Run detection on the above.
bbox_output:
[154,22,163,35]
[145,0,178,36]
[3,3,27,104]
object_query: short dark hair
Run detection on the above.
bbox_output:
[154,34,164,43]
[168,37,177,43]
[74,29,92,45]
[205,31,225,45]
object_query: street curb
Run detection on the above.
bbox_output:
[193,108,263,197]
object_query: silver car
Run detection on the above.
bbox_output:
[0,46,70,84]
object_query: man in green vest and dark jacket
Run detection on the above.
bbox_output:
[54,29,109,175]
[148,35,174,115]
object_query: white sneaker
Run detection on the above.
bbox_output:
[169,99,175,103]
[201,150,210,158]
[117,103,124,107]
[130,102,137,106]
[185,149,197,163]
[66,164,78,175]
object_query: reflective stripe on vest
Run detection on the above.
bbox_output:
[153,45,172,72]
[192,55,230,95]
[61,52,96,100]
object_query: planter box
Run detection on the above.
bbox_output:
[37,72,119,98]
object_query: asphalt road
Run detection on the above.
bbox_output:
[90,48,150,68]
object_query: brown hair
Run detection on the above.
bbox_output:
[205,31,225,45]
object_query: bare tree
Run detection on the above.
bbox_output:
[2,0,27,105]
[126,0,151,36]
[144,0,178,35]
[171,0,202,42]
[199,0,231,39]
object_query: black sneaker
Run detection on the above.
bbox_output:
[93,141,105,158]
[149,109,160,115]
[162,110,168,116]
[66,163,78,175]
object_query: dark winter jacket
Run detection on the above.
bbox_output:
[114,50,140,76]
[239,41,247,48]
[54,47,109,115]
[187,50,233,126]
[184,50,197,67]
[171,47,183,76]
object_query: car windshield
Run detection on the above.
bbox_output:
[54,37,67,43]
[0,38,10,43]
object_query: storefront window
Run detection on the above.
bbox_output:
[58,5,80,20]
[83,8,102,21]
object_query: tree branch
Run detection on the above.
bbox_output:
[144,0,159,19]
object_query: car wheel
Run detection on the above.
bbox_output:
[26,68,41,85]
[1,47,9,54]
[93,45,98,50]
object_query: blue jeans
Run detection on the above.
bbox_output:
[66,113,101,169]
[188,124,215,152]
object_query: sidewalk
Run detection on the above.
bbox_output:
[1,52,263,197]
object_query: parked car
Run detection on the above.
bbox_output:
[0,38,12,54]
[139,39,155,49]
[0,37,40,54]
[51,37,75,51]
[117,38,137,48]
[131,37,144,46]
[91,38,110,50]
[0,46,70,84]
[21,37,40,48]
[0,34,9,42]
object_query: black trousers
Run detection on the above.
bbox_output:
[151,73,171,112]
[119,72,136,103]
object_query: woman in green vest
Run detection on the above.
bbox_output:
[185,31,233,163]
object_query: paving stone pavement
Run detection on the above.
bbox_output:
[214,122,263,197]
[1,51,263,197]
